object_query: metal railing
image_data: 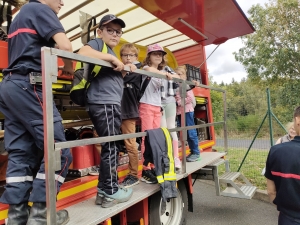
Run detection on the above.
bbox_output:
[41,47,227,224]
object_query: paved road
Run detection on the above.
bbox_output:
[188,181,278,225]
[216,138,271,150]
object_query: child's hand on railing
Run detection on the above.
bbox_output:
[110,55,124,72]
[192,80,199,86]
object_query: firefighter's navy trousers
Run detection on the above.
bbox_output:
[0,74,72,204]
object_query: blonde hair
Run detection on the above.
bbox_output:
[175,65,187,80]
[286,122,294,131]
[120,43,139,56]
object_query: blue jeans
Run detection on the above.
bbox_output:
[278,212,300,225]
[177,112,200,155]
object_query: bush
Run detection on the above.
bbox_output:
[236,115,261,133]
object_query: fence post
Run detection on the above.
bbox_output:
[222,91,228,153]
[267,88,274,146]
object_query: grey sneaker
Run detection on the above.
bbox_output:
[95,189,105,205]
[120,175,139,188]
[186,154,201,162]
[89,165,100,176]
[102,187,133,208]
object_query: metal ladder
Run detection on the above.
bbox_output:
[194,158,257,199]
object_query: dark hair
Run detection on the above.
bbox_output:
[142,52,167,70]
[294,106,300,118]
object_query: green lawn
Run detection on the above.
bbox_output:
[215,147,269,190]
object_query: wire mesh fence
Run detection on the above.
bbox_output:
[211,89,290,190]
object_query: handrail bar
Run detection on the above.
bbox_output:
[50,48,225,92]
[55,121,224,149]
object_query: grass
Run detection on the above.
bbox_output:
[215,147,269,190]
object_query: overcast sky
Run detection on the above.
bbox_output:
[206,0,269,84]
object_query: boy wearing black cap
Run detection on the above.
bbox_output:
[78,14,133,208]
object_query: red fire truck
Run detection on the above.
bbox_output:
[0,0,255,224]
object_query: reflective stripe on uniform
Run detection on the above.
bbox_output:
[161,127,176,180]
[8,28,37,38]
[157,175,164,184]
[36,173,65,183]
[6,176,33,183]
[164,174,177,180]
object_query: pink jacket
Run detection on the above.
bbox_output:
[176,90,195,115]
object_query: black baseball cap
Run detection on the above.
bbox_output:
[99,14,126,28]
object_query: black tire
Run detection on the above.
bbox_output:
[149,180,188,225]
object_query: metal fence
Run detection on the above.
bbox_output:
[213,88,288,190]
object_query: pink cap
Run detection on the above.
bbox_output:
[147,43,167,55]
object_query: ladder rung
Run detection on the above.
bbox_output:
[240,185,257,197]
[220,185,257,199]
[219,172,240,182]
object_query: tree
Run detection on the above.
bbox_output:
[234,0,300,82]
[225,79,267,120]
[209,76,224,122]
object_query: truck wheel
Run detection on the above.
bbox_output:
[149,180,188,225]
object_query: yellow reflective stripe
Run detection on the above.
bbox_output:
[157,175,164,184]
[70,78,87,91]
[75,61,83,71]
[164,174,177,180]
[162,127,175,175]
[161,127,176,179]
[91,42,108,77]
[91,65,101,77]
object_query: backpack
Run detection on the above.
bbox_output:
[70,39,108,106]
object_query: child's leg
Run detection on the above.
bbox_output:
[160,104,167,128]
[139,103,155,170]
[121,119,139,178]
[186,112,200,155]
[163,102,179,158]
[148,106,162,171]
[88,104,121,195]
[153,106,162,129]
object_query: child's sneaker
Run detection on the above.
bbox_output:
[186,154,201,162]
[141,169,158,184]
[102,187,133,208]
[120,175,139,188]
[95,189,105,205]
[186,153,192,159]
[174,157,181,172]
[89,165,100,176]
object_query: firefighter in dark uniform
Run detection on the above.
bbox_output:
[0,0,73,224]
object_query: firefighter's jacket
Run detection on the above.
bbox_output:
[144,128,178,201]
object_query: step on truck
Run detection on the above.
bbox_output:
[0,0,256,224]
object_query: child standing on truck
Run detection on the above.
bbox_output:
[140,43,174,183]
[160,66,181,172]
[77,14,133,208]
[175,66,201,162]
[119,43,142,188]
